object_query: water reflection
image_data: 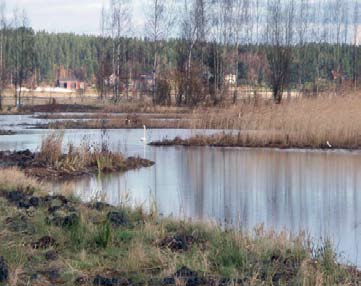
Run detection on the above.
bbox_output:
[72,147,361,266]
[1,113,361,266]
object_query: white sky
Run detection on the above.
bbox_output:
[6,0,147,35]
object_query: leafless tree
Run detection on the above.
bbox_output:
[96,4,111,100]
[266,0,295,104]
[296,0,310,96]
[145,0,175,104]
[353,0,360,89]
[12,9,36,107]
[232,0,253,103]
[0,0,6,110]
[209,0,227,103]
[180,0,201,105]
[109,0,131,102]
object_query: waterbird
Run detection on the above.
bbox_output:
[326,141,332,148]
[140,125,147,142]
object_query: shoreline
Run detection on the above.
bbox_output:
[149,134,361,152]
[0,130,15,135]
[0,149,154,181]
[0,173,360,285]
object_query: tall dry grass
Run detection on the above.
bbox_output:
[0,167,45,192]
[188,95,361,149]
[36,132,126,174]
[38,131,64,164]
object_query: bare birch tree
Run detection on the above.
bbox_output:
[353,0,360,89]
[0,0,6,110]
[266,0,295,103]
[145,0,174,104]
[109,0,131,102]
[12,9,36,107]
[296,0,310,96]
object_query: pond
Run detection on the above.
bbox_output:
[1,114,361,267]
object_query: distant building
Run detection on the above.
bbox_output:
[140,74,154,86]
[56,78,86,91]
[136,74,154,92]
[224,74,237,86]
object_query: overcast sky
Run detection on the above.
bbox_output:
[6,0,146,35]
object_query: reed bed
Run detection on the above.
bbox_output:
[37,132,126,173]
[183,95,361,149]
[20,93,361,149]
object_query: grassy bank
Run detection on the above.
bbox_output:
[0,169,359,286]
[0,133,154,180]
[149,132,346,150]
[34,117,190,130]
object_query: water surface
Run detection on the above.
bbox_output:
[1,114,361,266]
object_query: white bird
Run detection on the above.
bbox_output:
[326,141,332,148]
[140,125,147,142]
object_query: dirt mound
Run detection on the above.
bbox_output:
[31,236,56,249]
[157,233,197,252]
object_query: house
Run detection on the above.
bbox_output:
[136,74,154,92]
[224,74,237,86]
[56,78,86,91]
[140,75,154,87]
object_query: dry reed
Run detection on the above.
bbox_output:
[185,95,361,149]
[0,167,45,192]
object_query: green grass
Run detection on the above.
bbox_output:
[0,179,359,285]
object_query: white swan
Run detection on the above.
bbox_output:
[140,125,147,142]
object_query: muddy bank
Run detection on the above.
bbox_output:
[33,112,187,120]
[0,189,226,286]
[0,150,154,180]
[30,118,192,130]
[0,180,360,286]
[0,150,34,168]
[0,130,15,135]
[149,133,360,150]
[20,103,101,113]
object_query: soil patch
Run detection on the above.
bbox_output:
[0,149,155,180]
[157,233,198,252]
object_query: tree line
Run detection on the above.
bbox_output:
[0,0,361,108]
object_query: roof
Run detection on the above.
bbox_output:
[58,78,83,82]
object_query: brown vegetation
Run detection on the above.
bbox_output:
[0,167,46,192]
[25,94,361,150]
[20,103,100,113]
[34,117,190,130]
[149,132,338,149]
[0,133,154,180]
[179,95,361,149]
[0,174,360,285]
